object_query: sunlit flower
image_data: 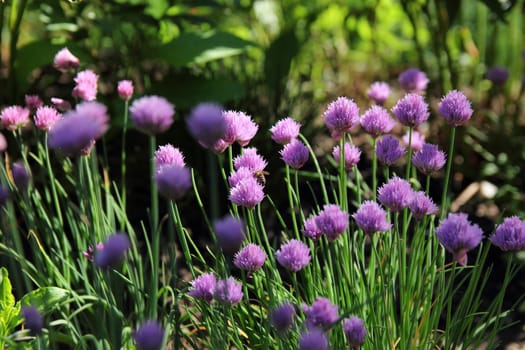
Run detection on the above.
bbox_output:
[391,93,429,127]
[332,143,361,171]
[302,297,339,329]
[376,135,405,166]
[343,316,367,348]
[490,216,525,252]
[353,201,391,235]
[53,47,80,70]
[280,139,309,169]
[234,243,266,272]
[315,204,349,241]
[188,273,216,303]
[187,103,226,149]
[214,277,243,305]
[412,143,446,175]
[367,81,391,105]
[270,117,301,144]
[34,106,61,131]
[130,95,175,135]
[360,105,396,138]
[324,97,360,140]
[377,177,414,213]
[117,80,134,101]
[275,239,311,272]
[436,213,483,265]
[0,105,30,131]
[72,69,99,101]
[438,90,473,127]
[398,68,429,93]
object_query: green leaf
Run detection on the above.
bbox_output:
[263,29,300,92]
[149,30,257,67]
[151,74,245,109]
[0,268,15,310]
[0,268,21,336]
[19,287,70,315]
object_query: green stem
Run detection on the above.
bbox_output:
[44,134,63,226]
[148,135,158,318]
[405,127,413,181]
[285,165,299,239]
[120,100,129,230]
[298,133,329,204]
[339,137,347,211]
[440,127,456,218]
[372,138,378,200]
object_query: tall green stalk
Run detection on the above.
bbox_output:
[120,100,130,230]
[440,127,456,218]
[148,135,159,318]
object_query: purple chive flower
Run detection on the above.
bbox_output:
[367,81,391,105]
[214,277,243,305]
[280,139,309,169]
[154,144,185,172]
[53,47,80,70]
[34,106,61,131]
[360,105,396,138]
[353,201,392,235]
[234,243,266,272]
[0,186,9,207]
[302,297,339,329]
[392,93,430,127]
[377,176,414,212]
[12,162,30,190]
[229,177,265,208]
[186,103,227,149]
[213,215,245,254]
[490,216,525,251]
[130,95,175,135]
[233,147,267,171]
[332,143,361,171]
[315,204,349,241]
[324,97,360,140]
[412,143,446,175]
[94,233,131,268]
[48,102,109,156]
[486,66,509,85]
[231,111,258,147]
[398,68,429,93]
[270,117,301,144]
[0,132,7,152]
[402,129,425,152]
[275,239,311,272]
[22,306,43,335]
[376,135,405,166]
[438,90,473,127]
[409,191,438,221]
[155,165,191,201]
[82,242,104,261]
[298,329,329,350]
[343,316,366,348]
[302,215,323,241]
[228,167,254,188]
[25,95,43,110]
[270,303,296,334]
[72,69,99,101]
[0,105,30,131]
[50,97,71,112]
[117,80,134,101]
[133,320,164,350]
[188,273,216,303]
[436,213,483,265]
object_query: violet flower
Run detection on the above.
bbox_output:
[22,306,43,335]
[186,103,227,149]
[343,316,367,348]
[376,135,405,166]
[367,81,391,105]
[332,143,361,171]
[409,191,438,221]
[298,329,329,350]
[324,96,360,140]
[72,69,99,101]
[228,167,254,188]
[154,144,185,172]
[490,216,525,252]
[398,68,429,93]
[377,176,414,213]
[94,233,131,268]
[438,90,473,127]
[188,273,216,303]
[117,80,134,101]
[353,201,391,235]
[233,147,267,171]
[270,303,296,334]
[280,139,309,169]
[275,239,311,272]
[391,93,430,127]
[360,105,396,138]
[412,143,446,175]
[213,215,245,254]
[229,177,265,209]
[130,95,175,135]
[0,106,30,131]
[34,106,61,131]
[315,204,349,241]
[214,277,243,305]
[486,66,509,85]
[302,215,323,241]
[436,213,483,265]
[155,165,191,201]
[302,297,339,329]
[133,320,164,350]
[270,117,301,144]
[234,243,266,272]
[53,47,80,70]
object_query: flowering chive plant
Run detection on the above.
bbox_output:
[0,48,522,350]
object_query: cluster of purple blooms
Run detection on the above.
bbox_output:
[270,117,309,169]
[188,273,243,305]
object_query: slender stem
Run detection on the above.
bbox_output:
[405,127,413,181]
[120,100,129,230]
[298,133,329,204]
[339,137,347,211]
[285,165,299,239]
[372,138,378,201]
[44,134,63,225]
[440,127,456,218]
[148,135,159,318]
